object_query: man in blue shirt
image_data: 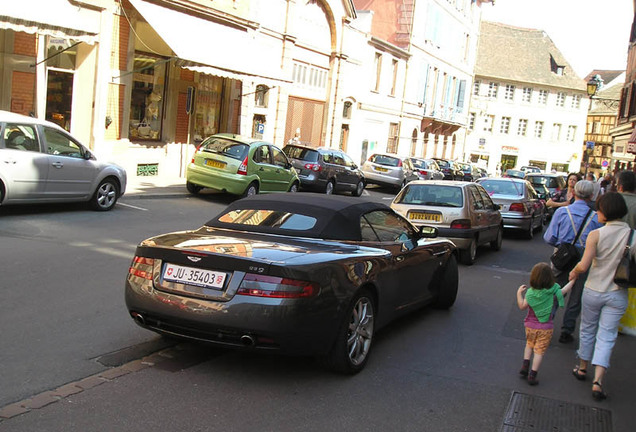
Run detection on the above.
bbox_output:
[543,180,602,343]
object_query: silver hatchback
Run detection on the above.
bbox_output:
[0,111,127,210]
[361,153,419,190]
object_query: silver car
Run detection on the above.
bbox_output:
[476,177,546,239]
[361,153,419,190]
[391,180,503,265]
[409,158,444,181]
[0,111,127,210]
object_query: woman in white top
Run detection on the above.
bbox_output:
[569,192,633,401]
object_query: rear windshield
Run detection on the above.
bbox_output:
[434,159,449,168]
[199,137,249,161]
[480,180,523,196]
[283,145,319,163]
[370,154,400,167]
[217,209,317,231]
[395,184,464,208]
[528,176,559,188]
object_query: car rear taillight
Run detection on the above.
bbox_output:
[418,169,429,176]
[237,273,319,298]
[304,163,322,172]
[190,145,202,163]
[450,219,471,229]
[509,203,525,212]
[237,156,248,175]
[129,256,154,280]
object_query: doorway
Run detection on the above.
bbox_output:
[500,154,517,172]
[46,70,74,131]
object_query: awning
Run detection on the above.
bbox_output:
[0,0,100,44]
[627,128,636,154]
[129,0,289,86]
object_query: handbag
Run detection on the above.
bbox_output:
[550,208,593,271]
[613,229,636,288]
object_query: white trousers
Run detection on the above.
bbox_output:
[577,288,629,368]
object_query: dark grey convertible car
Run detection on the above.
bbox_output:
[125,194,458,373]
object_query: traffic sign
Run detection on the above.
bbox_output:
[586,141,595,149]
[602,160,609,168]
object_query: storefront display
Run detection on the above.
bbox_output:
[129,52,166,140]
[193,74,223,142]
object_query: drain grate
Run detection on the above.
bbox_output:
[501,391,612,432]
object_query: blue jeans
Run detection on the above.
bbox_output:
[556,268,588,335]
[577,288,629,368]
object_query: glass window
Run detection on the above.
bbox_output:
[522,87,532,103]
[342,152,356,168]
[469,186,484,210]
[370,154,400,167]
[517,119,528,136]
[129,53,167,140]
[556,92,566,107]
[362,210,416,243]
[473,80,480,96]
[43,127,84,158]
[199,137,248,161]
[218,209,317,230]
[3,124,39,152]
[193,74,223,142]
[283,146,318,162]
[538,90,548,104]
[253,145,271,164]
[395,184,463,207]
[534,121,544,138]
[271,146,289,167]
[504,84,515,100]
[255,85,269,108]
[477,186,495,209]
[487,82,498,98]
[332,152,346,166]
[500,117,510,134]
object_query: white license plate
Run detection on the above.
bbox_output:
[162,263,227,290]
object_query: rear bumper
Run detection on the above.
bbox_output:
[364,171,401,187]
[501,213,532,230]
[436,227,479,249]
[186,164,251,195]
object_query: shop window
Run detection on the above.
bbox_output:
[129,52,167,140]
[343,101,352,119]
[193,74,223,142]
[45,37,77,131]
[255,85,269,108]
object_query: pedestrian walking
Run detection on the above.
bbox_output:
[569,192,634,400]
[517,262,574,385]
[543,180,603,344]
[586,173,601,204]
[546,172,580,210]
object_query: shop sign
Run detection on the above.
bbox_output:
[501,146,519,154]
[137,163,159,177]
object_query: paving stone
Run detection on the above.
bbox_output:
[51,383,83,398]
[75,375,107,390]
[0,403,29,419]
[98,367,130,380]
[121,359,151,373]
[21,392,59,410]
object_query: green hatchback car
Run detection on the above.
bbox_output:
[186,134,300,197]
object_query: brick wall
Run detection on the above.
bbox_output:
[111,12,129,70]
[175,92,189,143]
[180,68,194,81]
[11,71,35,115]
[13,32,37,57]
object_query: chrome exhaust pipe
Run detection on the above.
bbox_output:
[131,312,146,326]
[240,334,256,347]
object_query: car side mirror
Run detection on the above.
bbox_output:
[418,226,438,239]
[83,150,93,160]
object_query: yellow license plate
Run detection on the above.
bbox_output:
[205,159,226,169]
[375,166,388,172]
[409,212,441,222]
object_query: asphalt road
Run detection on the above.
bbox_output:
[1,187,634,431]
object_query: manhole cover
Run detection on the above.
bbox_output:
[501,391,612,432]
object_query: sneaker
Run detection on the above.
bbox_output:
[559,332,574,344]
[519,361,529,377]
[528,370,539,386]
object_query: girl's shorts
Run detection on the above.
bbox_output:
[525,327,553,355]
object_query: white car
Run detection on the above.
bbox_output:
[0,111,127,210]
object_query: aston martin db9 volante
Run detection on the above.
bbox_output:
[125,194,458,373]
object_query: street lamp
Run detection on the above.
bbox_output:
[584,74,604,175]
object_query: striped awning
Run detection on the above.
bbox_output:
[0,1,100,44]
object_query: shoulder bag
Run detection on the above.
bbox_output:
[550,208,593,271]
[613,229,636,288]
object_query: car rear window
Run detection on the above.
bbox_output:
[283,145,319,163]
[199,137,249,161]
[434,159,449,168]
[480,180,523,196]
[218,209,317,231]
[529,176,559,188]
[370,154,400,167]
[395,184,464,208]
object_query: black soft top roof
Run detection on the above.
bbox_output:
[206,193,390,241]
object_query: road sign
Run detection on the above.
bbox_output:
[256,123,265,134]
[602,160,609,168]
[586,141,595,149]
